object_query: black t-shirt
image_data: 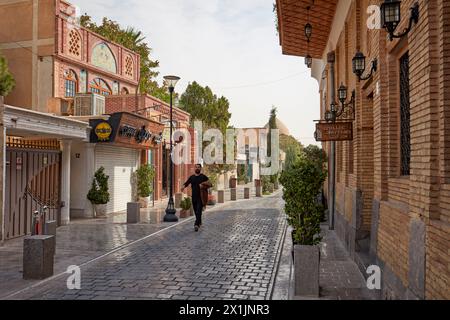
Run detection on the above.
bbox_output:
[184,174,209,200]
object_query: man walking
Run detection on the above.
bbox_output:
[182,164,210,232]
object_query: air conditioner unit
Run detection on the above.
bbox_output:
[74,93,105,116]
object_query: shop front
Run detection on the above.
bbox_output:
[70,112,164,218]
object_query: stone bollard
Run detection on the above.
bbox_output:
[256,186,262,197]
[274,181,279,190]
[43,220,57,256]
[230,188,237,201]
[175,193,183,208]
[218,190,225,203]
[244,188,250,199]
[268,183,274,193]
[127,202,140,224]
[23,235,55,280]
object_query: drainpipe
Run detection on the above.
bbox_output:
[327,51,336,231]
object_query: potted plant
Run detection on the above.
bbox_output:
[180,197,192,218]
[135,164,155,208]
[279,157,327,298]
[87,167,110,217]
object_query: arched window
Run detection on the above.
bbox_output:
[68,29,82,59]
[89,78,112,96]
[64,69,78,97]
[91,42,117,74]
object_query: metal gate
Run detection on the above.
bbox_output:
[5,138,62,240]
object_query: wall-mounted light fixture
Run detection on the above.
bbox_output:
[325,85,356,122]
[352,52,377,81]
[381,1,419,41]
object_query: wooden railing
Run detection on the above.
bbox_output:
[6,137,61,150]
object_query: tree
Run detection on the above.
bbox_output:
[179,81,231,132]
[303,145,327,169]
[80,15,172,103]
[0,53,15,97]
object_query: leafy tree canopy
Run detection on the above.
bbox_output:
[179,81,232,133]
[0,52,15,97]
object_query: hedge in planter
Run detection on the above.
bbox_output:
[136,164,155,198]
[87,167,110,216]
[279,158,326,246]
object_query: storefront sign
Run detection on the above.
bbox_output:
[90,112,165,149]
[95,121,113,141]
[315,122,353,142]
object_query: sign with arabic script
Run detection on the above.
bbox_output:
[315,122,353,142]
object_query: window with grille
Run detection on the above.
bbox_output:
[68,29,82,58]
[89,78,112,96]
[125,56,133,77]
[400,52,411,176]
[64,70,78,97]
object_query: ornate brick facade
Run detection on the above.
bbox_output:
[277,0,450,299]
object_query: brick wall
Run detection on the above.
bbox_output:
[0,96,4,242]
[377,202,410,287]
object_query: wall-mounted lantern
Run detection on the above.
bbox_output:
[352,52,377,81]
[381,1,419,41]
[325,85,356,123]
[305,55,313,68]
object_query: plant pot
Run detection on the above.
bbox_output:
[207,194,216,206]
[139,197,149,208]
[293,245,320,298]
[93,204,107,217]
[180,209,190,218]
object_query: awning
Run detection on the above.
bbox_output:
[276,0,338,58]
[3,105,89,140]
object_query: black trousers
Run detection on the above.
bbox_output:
[192,198,203,226]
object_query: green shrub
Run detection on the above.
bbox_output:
[136,164,155,198]
[87,167,110,205]
[279,158,327,246]
[180,197,192,210]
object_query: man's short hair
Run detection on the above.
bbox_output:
[195,164,202,168]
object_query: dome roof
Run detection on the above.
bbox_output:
[265,118,291,136]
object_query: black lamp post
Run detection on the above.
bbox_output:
[163,75,180,223]
[381,1,419,41]
[352,51,377,81]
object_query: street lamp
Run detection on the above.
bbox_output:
[163,75,180,223]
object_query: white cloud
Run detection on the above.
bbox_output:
[72,0,321,146]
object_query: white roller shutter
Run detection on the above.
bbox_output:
[95,145,140,214]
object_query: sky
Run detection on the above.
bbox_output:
[72,0,321,146]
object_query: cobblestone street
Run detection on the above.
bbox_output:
[4,193,287,300]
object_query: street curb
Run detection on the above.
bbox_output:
[267,217,288,300]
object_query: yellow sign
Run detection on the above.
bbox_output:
[95,122,112,141]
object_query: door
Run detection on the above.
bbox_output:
[5,139,61,240]
[95,145,140,214]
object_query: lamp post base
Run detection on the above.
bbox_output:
[164,197,178,222]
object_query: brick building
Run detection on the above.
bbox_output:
[276,0,450,299]
[0,0,196,236]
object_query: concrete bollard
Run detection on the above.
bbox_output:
[230,188,237,201]
[23,235,55,280]
[294,245,320,297]
[244,188,250,199]
[43,220,57,256]
[127,202,140,224]
[175,193,183,208]
[218,190,225,203]
[256,186,262,197]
